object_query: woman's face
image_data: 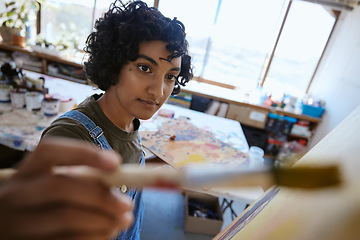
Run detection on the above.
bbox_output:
[111,40,181,120]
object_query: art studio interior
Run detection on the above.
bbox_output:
[0,0,359,239]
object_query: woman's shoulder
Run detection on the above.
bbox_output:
[75,94,104,121]
[41,116,92,143]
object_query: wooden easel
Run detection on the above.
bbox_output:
[214,105,360,240]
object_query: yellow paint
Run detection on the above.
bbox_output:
[176,154,205,167]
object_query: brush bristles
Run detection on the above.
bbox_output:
[273,165,341,189]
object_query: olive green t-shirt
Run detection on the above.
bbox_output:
[41,94,142,164]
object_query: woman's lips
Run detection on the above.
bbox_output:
[138,99,159,107]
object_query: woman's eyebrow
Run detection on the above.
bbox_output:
[138,55,180,72]
[170,67,181,72]
[159,57,170,62]
[138,55,158,66]
[159,58,181,72]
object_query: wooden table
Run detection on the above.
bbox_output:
[0,71,102,151]
[0,71,264,202]
[140,103,264,202]
[214,105,360,240]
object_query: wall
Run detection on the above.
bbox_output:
[308,5,360,149]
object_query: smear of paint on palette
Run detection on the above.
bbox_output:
[140,118,248,168]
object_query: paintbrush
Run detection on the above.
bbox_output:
[0,164,341,190]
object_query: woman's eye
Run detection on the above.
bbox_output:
[166,74,178,81]
[138,65,151,73]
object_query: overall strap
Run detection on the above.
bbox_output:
[57,110,112,150]
[137,132,145,165]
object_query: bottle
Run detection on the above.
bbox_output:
[248,146,265,169]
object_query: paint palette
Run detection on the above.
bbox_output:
[140,118,249,168]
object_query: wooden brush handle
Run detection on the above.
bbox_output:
[0,165,183,188]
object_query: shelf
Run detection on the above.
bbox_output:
[0,41,83,69]
[182,87,322,124]
[289,134,311,139]
[264,154,275,159]
[0,41,88,85]
[46,72,87,84]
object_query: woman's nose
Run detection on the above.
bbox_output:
[147,76,165,100]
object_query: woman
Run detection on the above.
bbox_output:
[41,0,193,239]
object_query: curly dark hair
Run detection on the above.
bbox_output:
[84,0,193,95]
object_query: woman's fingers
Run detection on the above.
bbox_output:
[0,137,135,240]
[2,205,133,240]
[16,137,122,178]
[0,174,134,240]
[22,207,133,237]
[8,174,133,216]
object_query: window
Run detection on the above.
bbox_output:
[159,0,337,98]
[264,1,335,97]
[38,0,337,98]
[40,0,93,51]
[158,0,220,78]
[40,0,155,53]
[199,0,288,91]
[94,0,154,22]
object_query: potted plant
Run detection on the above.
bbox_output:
[0,0,43,46]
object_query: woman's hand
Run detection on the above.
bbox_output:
[0,138,134,240]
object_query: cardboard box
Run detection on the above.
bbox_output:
[184,192,223,235]
[226,103,268,129]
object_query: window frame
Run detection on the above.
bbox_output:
[37,0,341,96]
[153,0,341,96]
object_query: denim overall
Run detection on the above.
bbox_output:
[58,110,144,240]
